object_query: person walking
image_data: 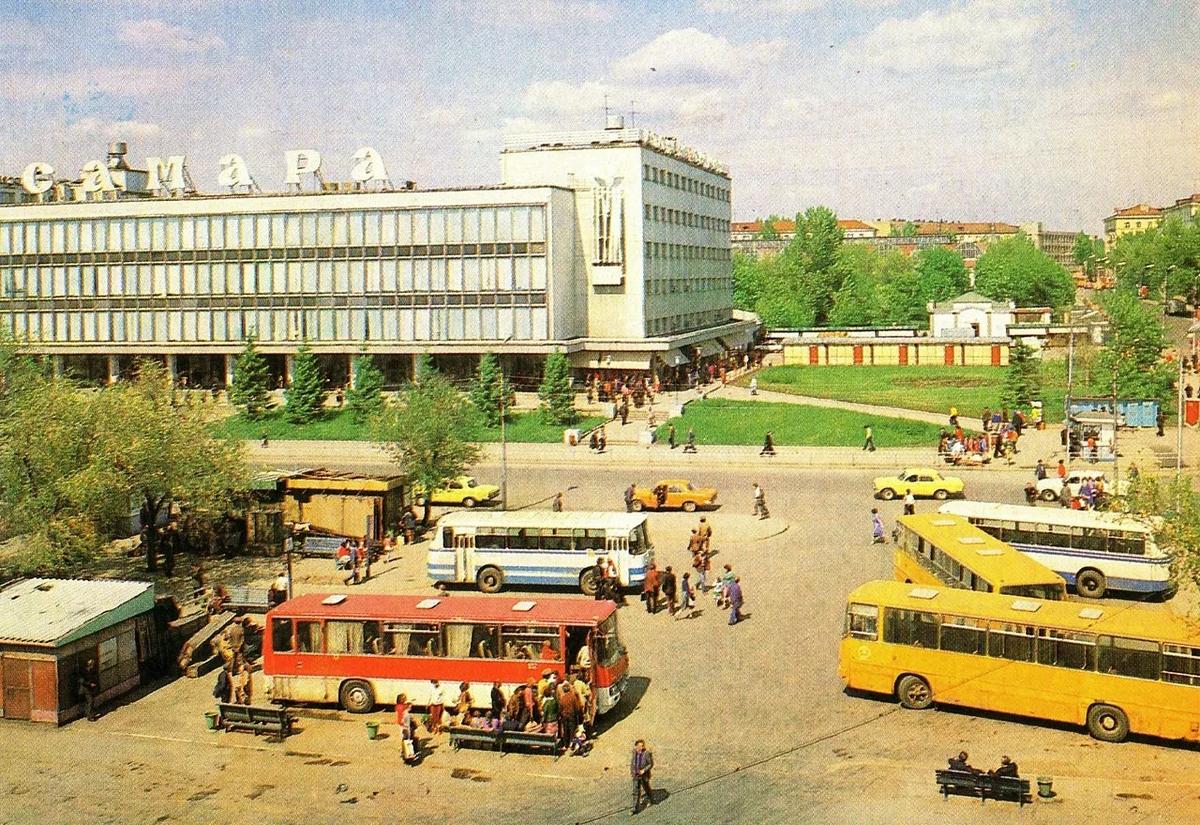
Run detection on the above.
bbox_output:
[624,482,636,513]
[727,576,744,625]
[683,426,697,453]
[697,517,712,554]
[718,563,735,609]
[862,424,876,452]
[902,489,916,516]
[551,492,564,512]
[753,483,769,519]
[642,563,661,614]
[749,375,758,396]
[661,565,678,616]
[871,508,886,544]
[1157,408,1166,437]
[79,658,101,721]
[260,429,269,448]
[677,572,695,620]
[598,426,608,453]
[1035,459,1047,481]
[631,739,655,814]
[760,430,776,457]
[1057,459,1067,479]
[668,424,677,450]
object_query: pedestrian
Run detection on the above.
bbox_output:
[862,424,876,452]
[661,565,678,616]
[260,428,269,448]
[402,507,417,545]
[1157,408,1165,437]
[343,543,361,586]
[981,407,991,432]
[727,576,744,625]
[630,739,655,814]
[677,572,695,620]
[620,401,629,426]
[233,660,252,704]
[642,563,661,614]
[79,658,101,721]
[683,426,697,453]
[903,488,915,516]
[592,558,608,601]
[694,546,710,592]
[668,423,677,450]
[949,406,959,427]
[361,536,372,582]
[871,508,886,544]
[598,426,607,453]
[697,517,712,553]
[624,482,636,513]
[1058,479,1072,508]
[718,563,735,609]
[753,482,768,519]
[760,430,776,456]
[589,429,599,451]
[551,491,564,512]
[1035,459,1047,481]
[212,661,233,706]
[1057,459,1066,479]
[427,679,446,734]
[749,375,758,396]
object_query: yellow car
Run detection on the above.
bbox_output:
[874,468,964,501]
[414,476,500,507]
[631,479,719,512]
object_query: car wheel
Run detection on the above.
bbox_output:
[683,500,697,513]
[339,679,375,714]
[463,497,477,508]
[631,500,644,512]
[878,488,896,501]
[1087,703,1129,743]
[896,674,934,710]
[1076,569,1107,599]
[933,489,949,500]
[476,565,504,594]
[579,568,600,596]
[1040,488,1058,502]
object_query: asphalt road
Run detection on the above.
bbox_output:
[3,462,1198,825]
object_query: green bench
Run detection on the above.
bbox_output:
[218,703,296,741]
[449,725,501,753]
[447,726,560,759]
[935,769,1031,806]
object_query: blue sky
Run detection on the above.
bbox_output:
[1,0,1197,233]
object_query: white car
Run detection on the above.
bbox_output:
[1035,469,1126,502]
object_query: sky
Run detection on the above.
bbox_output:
[1,0,1198,234]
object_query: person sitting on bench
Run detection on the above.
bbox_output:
[947,751,980,773]
[989,755,1019,778]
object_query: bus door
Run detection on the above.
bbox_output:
[607,533,630,583]
[453,530,476,582]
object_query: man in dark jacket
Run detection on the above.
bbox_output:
[631,739,655,813]
[661,566,678,615]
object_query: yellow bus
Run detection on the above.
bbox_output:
[839,580,1200,743]
[893,513,1066,601]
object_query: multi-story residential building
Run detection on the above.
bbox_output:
[0,119,754,388]
[1162,194,1200,227]
[1103,203,1163,248]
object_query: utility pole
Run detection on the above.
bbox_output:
[499,334,514,510]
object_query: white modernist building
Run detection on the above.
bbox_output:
[0,120,755,388]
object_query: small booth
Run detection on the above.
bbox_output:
[278,469,406,541]
[0,579,156,724]
[1067,413,1116,462]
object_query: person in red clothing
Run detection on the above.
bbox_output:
[1057,459,1067,479]
[642,563,661,614]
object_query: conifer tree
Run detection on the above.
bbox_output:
[538,350,575,425]
[229,334,271,420]
[285,343,326,424]
[471,351,505,428]
[346,352,385,423]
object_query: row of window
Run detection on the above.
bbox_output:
[5,306,551,344]
[0,256,550,298]
[647,310,730,337]
[643,204,729,233]
[445,525,645,554]
[847,604,1200,685]
[645,276,731,296]
[970,520,1148,557]
[644,242,731,262]
[0,206,548,254]
[899,537,1065,602]
[642,164,729,202]
[272,617,568,661]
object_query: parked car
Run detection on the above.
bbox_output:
[1035,469,1126,502]
[414,476,500,507]
[631,479,719,512]
[874,468,965,501]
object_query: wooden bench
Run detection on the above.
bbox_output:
[449,725,501,753]
[218,703,296,741]
[935,769,1031,806]
[447,726,560,758]
[224,586,273,614]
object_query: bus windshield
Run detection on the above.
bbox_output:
[630,524,651,555]
[596,614,625,668]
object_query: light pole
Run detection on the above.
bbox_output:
[499,334,514,511]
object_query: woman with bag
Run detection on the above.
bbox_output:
[396,693,419,764]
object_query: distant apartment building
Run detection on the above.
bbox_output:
[1103,203,1163,248]
[1162,194,1200,227]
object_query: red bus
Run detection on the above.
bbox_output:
[263,593,630,715]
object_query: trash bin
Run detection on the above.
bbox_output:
[1037,776,1054,799]
[366,721,380,740]
[1187,400,1199,427]
[204,710,220,731]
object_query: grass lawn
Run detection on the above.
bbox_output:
[213,408,607,444]
[740,361,1081,424]
[657,398,945,447]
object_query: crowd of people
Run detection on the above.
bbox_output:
[626,517,746,626]
[938,405,1028,465]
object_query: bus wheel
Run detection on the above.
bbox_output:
[580,568,600,596]
[339,679,375,714]
[476,566,504,594]
[1077,569,1107,599]
[896,675,934,710]
[1087,703,1129,742]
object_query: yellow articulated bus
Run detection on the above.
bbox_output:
[839,580,1200,743]
[893,513,1066,601]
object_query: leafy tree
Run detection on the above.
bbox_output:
[755,216,782,240]
[753,253,817,328]
[471,351,506,428]
[346,352,385,424]
[913,246,969,297]
[974,234,1075,307]
[1108,218,1200,302]
[902,221,919,237]
[1002,340,1041,408]
[1118,475,1200,593]
[374,370,481,524]
[732,252,764,312]
[415,352,437,382]
[285,343,325,424]
[1096,290,1174,405]
[229,334,271,420]
[1073,232,1098,277]
[538,350,575,425]
[828,269,881,326]
[785,206,845,324]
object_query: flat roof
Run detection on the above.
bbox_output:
[434,511,646,530]
[0,578,155,647]
[938,501,1161,534]
[896,513,1065,589]
[273,593,617,626]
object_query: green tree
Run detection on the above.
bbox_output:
[374,370,481,524]
[229,334,271,420]
[913,246,969,297]
[285,343,325,424]
[732,252,764,312]
[345,352,385,424]
[415,352,437,382]
[471,351,506,428]
[1002,340,1042,408]
[1096,290,1174,405]
[974,234,1075,307]
[785,206,845,324]
[1119,475,1200,594]
[754,216,781,240]
[538,350,575,425]
[1073,232,1098,277]
[753,254,816,328]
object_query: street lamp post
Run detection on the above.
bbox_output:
[499,334,514,511]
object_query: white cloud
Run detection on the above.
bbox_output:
[116,19,225,53]
[611,29,785,83]
[847,0,1057,73]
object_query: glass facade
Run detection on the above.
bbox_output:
[0,203,549,345]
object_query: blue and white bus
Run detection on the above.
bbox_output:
[938,501,1173,600]
[428,511,654,595]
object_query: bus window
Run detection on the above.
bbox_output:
[326,620,367,654]
[272,618,295,653]
[385,622,440,656]
[629,525,648,555]
[1098,636,1160,680]
[1036,629,1096,670]
[595,615,625,667]
[542,529,572,552]
[576,529,606,553]
[1073,528,1107,553]
[296,620,322,653]
[845,603,878,640]
[470,625,500,658]
[1111,533,1146,556]
[939,616,985,655]
[444,624,479,658]
[363,621,391,655]
[1002,584,1063,601]
[502,625,560,661]
[476,530,506,550]
[1162,644,1200,686]
[883,609,938,649]
[988,622,1035,662]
